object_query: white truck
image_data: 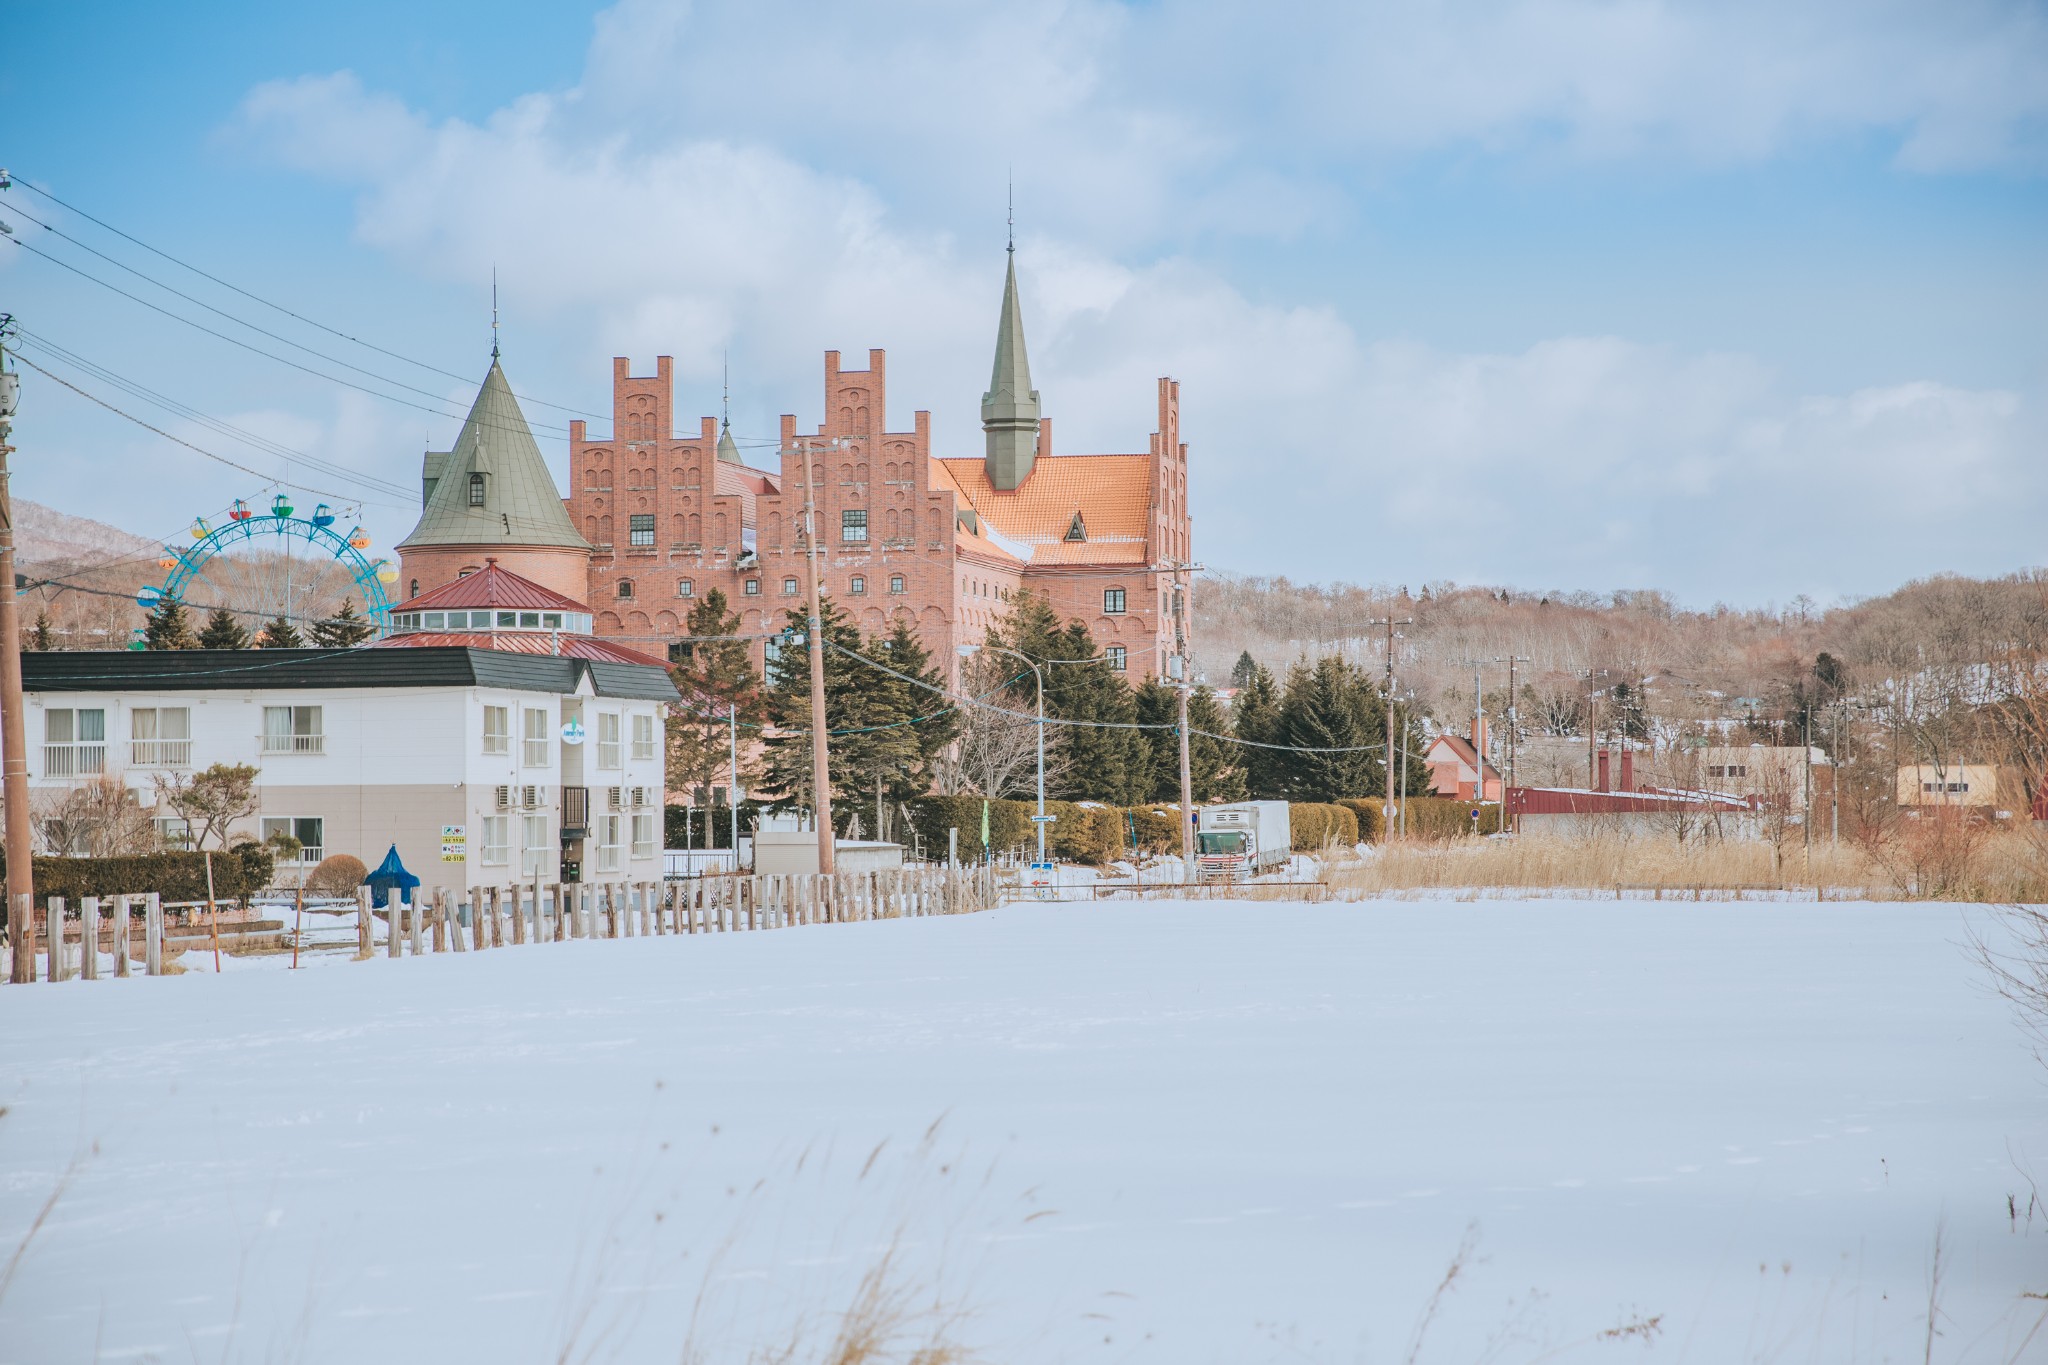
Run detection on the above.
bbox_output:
[1195,801,1292,882]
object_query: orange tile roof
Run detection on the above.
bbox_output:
[937,454,1153,566]
[375,630,669,668]
[402,560,591,613]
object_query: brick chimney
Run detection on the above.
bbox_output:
[1620,746,1635,792]
[1597,748,1611,793]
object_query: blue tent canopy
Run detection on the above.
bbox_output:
[364,843,420,909]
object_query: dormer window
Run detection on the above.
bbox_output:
[1064,511,1087,542]
[468,472,486,507]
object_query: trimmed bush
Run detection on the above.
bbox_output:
[905,795,1035,860]
[0,844,277,915]
[304,853,368,897]
[1121,806,1181,856]
[1290,803,1358,850]
[1395,797,1504,840]
[1334,799,1387,844]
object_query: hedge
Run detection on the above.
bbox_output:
[1334,799,1387,844]
[1394,797,1504,840]
[0,844,278,923]
[1289,803,1358,850]
[665,801,762,850]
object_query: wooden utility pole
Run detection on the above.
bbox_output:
[1494,655,1530,828]
[793,438,844,874]
[1371,616,1413,828]
[0,327,36,984]
[1167,560,1204,883]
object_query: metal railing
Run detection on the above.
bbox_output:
[129,739,193,767]
[260,733,325,755]
[43,743,106,778]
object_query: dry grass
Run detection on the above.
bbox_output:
[1331,826,2048,902]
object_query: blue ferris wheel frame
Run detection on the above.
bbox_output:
[148,512,394,631]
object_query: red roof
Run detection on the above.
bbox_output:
[402,560,590,614]
[376,631,669,668]
[1506,787,1754,816]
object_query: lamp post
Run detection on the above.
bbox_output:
[958,645,1112,868]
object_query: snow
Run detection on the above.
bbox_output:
[2,899,2042,1362]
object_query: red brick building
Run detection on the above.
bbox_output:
[562,250,1193,679]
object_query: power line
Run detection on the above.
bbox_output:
[4,175,606,421]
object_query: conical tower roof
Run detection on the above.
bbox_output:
[716,420,743,465]
[397,359,589,552]
[982,251,1038,420]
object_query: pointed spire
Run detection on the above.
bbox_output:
[716,351,742,464]
[491,267,500,359]
[982,238,1041,491]
[398,356,588,552]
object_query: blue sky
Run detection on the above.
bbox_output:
[3,0,2043,607]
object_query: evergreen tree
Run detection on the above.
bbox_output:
[1275,655,1386,800]
[1229,650,1259,690]
[667,588,762,805]
[142,597,198,650]
[879,615,958,797]
[758,598,922,828]
[197,608,253,650]
[1133,680,1241,803]
[310,598,376,647]
[257,614,305,649]
[1608,679,1650,742]
[1230,658,1288,799]
[26,610,54,651]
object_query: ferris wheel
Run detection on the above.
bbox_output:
[137,494,398,635]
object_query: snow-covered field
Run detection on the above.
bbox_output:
[2,899,2042,1362]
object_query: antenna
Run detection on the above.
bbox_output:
[491,266,500,359]
[1006,172,1014,254]
[722,349,730,432]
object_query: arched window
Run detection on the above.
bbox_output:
[468,472,485,507]
[409,579,420,599]
[617,580,635,599]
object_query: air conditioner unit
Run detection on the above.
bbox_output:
[521,784,540,810]
[494,784,511,812]
[630,786,647,808]
[607,786,623,811]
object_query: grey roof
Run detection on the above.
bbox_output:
[23,647,678,702]
[397,360,590,553]
[981,251,1040,424]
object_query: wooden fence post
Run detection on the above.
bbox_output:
[355,886,373,958]
[144,893,162,976]
[553,883,568,941]
[112,895,132,978]
[432,888,450,952]
[46,897,66,983]
[387,894,403,958]
[452,888,470,952]
[410,892,426,955]
[80,897,100,980]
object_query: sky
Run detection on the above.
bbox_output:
[1,0,2043,609]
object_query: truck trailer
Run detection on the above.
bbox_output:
[1195,801,1292,882]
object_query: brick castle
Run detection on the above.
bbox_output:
[398,249,1192,679]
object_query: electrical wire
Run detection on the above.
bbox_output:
[5,175,607,421]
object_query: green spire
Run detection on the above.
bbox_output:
[981,249,1041,491]
[398,358,588,552]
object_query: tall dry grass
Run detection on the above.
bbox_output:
[1331,825,2048,902]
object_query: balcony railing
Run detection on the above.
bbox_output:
[43,743,105,778]
[560,786,590,839]
[260,733,325,755]
[129,739,193,767]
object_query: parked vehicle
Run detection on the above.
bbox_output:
[1195,801,1291,881]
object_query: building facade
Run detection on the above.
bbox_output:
[558,251,1193,679]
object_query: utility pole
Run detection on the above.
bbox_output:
[1370,616,1413,831]
[791,437,846,874]
[0,320,34,983]
[1494,655,1530,827]
[1155,558,1204,883]
[728,701,740,858]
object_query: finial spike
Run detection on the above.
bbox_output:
[1006,172,1014,254]
[491,267,500,359]
[722,349,730,431]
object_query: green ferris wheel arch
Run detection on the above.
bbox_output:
[140,495,397,634]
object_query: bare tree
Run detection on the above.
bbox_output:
[30,775,156,857]
[935,653,1066,798]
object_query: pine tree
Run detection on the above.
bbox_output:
[257,614,305,649]
[198,608,253,650]
[143,598,198,650]
[758,598,922,828]
[1231,659,1287,799]
[26,610,54,651]
[879,615,958,797]
[667,588,761,806]
[310,598,376,647]
[1230,650,1258,690]
[1136,679,1241,802]
[1275,655,1386,800]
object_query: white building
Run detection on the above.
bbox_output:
[22,564,676,889]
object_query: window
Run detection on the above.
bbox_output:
[521,814,551,877]
[629,513,655,547]
[261,816,324,864]
[842,508,868,543]
[261,706,323,754]
[129,706,191,767]
[889,574,905,595]
[631,713,656,761]
[597,712,622,770]
[631,811,656,860]
[43,707,107,778]
[783,577,800,596]
[483,705,510,755]
[597,813,623,873]
[1103,587,1126,614]
[617,579,635,599]
[468,472,486,507]
[410,579,420,599]
[523,707,552,767]
[850,575,866,595]
[481,815,510,867]
[152,816,193,851]
[1105,645,1127,672]
[678,579,693,598]
[744,579,760,596]
[1064,511,1087,542]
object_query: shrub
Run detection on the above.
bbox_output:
[905,795,1035,860]
[1395,797,1504,840]
[304,853,369,897]
[1334,799,1387,843]
[1121,806,1182,856]
[0,847,277,913]
[1290,803,1358,850]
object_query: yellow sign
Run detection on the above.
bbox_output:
[441,824,466,863]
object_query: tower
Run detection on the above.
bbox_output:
[396,357,592,603]
[981,245,1041,491]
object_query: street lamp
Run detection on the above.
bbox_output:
[957,644,1107,868]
